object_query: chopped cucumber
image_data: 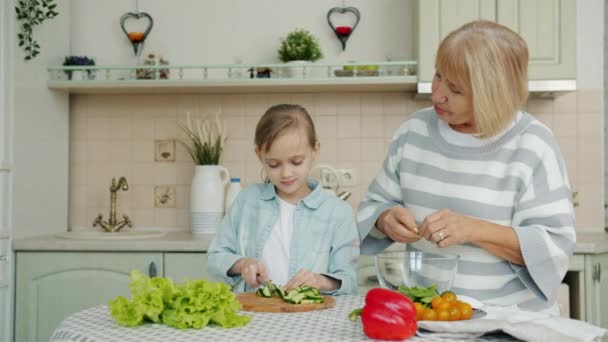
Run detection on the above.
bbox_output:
[290,293,306,304]
[255,280,325,304]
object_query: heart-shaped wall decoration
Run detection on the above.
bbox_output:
[327,6,360,50]
[120,11,154,56]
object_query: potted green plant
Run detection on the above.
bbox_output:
[277,29,323,78]
[63,56,96,80]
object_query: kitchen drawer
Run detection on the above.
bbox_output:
[164,252,208,281]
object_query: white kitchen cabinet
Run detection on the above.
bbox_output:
[0,285,8,342]
[15,252,163,342]
[417,0,576,84]
[584,253,608,328]
[163,252,208,282]
[0,171,9,238]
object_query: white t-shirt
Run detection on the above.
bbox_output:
[260,196,295,286]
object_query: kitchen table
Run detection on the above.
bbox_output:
[49,295,518,342]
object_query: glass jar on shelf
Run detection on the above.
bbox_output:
[229,56,244,80]
[158,54,170,80]
[136,52,157,80]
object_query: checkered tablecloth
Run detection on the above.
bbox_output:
[49,295,518,342]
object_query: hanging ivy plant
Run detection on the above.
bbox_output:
[15,0,59,60]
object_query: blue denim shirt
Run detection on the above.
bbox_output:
[208,179,360,295]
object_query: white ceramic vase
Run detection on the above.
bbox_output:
[70,70,84,81]
[284,60,312,78]
[190,165,230,234]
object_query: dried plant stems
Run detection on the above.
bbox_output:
[180,111,227,165]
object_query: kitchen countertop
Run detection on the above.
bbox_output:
[12,231,214,252]
[570,232,608,254]
[12,231,608,254]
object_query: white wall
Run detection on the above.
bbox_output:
[0,0,13,340]
[70,0,415,65]
[13,0,70,238]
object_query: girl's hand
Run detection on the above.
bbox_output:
[231,257,269,288]
[418,209,476,248]
[376,206,421,243]
[285,269,338,292]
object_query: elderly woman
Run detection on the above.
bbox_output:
[357,20,575,312]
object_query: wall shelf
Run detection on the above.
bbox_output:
[47,77,418,94]
[47,61,417,94]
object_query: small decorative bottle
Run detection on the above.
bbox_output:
[224,178,242,214]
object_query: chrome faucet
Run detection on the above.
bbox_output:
[93,177,133,232]
[337,191,352,201]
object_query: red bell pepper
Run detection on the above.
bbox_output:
[349,288,418,340]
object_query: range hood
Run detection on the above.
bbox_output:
[417,80,577,96]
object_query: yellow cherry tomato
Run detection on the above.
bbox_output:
[441,291,458,303]
[431,296,443,310]
[437,308,450,321]
[422,308,438,321]
[414,302,426,321]
[448,307,461,321]
[437,300,452,311]
[457,302,473,320]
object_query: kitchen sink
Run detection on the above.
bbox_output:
[54,230,166,240]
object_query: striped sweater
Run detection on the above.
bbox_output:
[357,107,576,310]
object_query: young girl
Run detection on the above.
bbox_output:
[208,104,359,295]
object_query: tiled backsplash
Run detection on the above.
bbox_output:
[69,90,604,232]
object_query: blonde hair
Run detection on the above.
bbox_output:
[254,104,317,152]
[436,20,529,138]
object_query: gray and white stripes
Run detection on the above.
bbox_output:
[357,108,575,310]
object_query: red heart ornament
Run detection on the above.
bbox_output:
[120,11,154,56]
[327,7,360,50]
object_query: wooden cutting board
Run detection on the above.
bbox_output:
[236,292,336,313]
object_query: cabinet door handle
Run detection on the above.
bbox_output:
[593,263,601,282]
[148,262,157,278]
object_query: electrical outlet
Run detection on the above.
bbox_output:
[336,168,357,187]
[321,168,338,188]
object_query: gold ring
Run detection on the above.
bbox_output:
[438,231,445,241]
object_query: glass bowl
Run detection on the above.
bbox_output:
[374,251,460,293]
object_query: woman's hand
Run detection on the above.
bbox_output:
[418,209,476,247]
[419,209,525,264]
[376,206,421,243]
[230,257,269,288]
[285,269,339,292]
